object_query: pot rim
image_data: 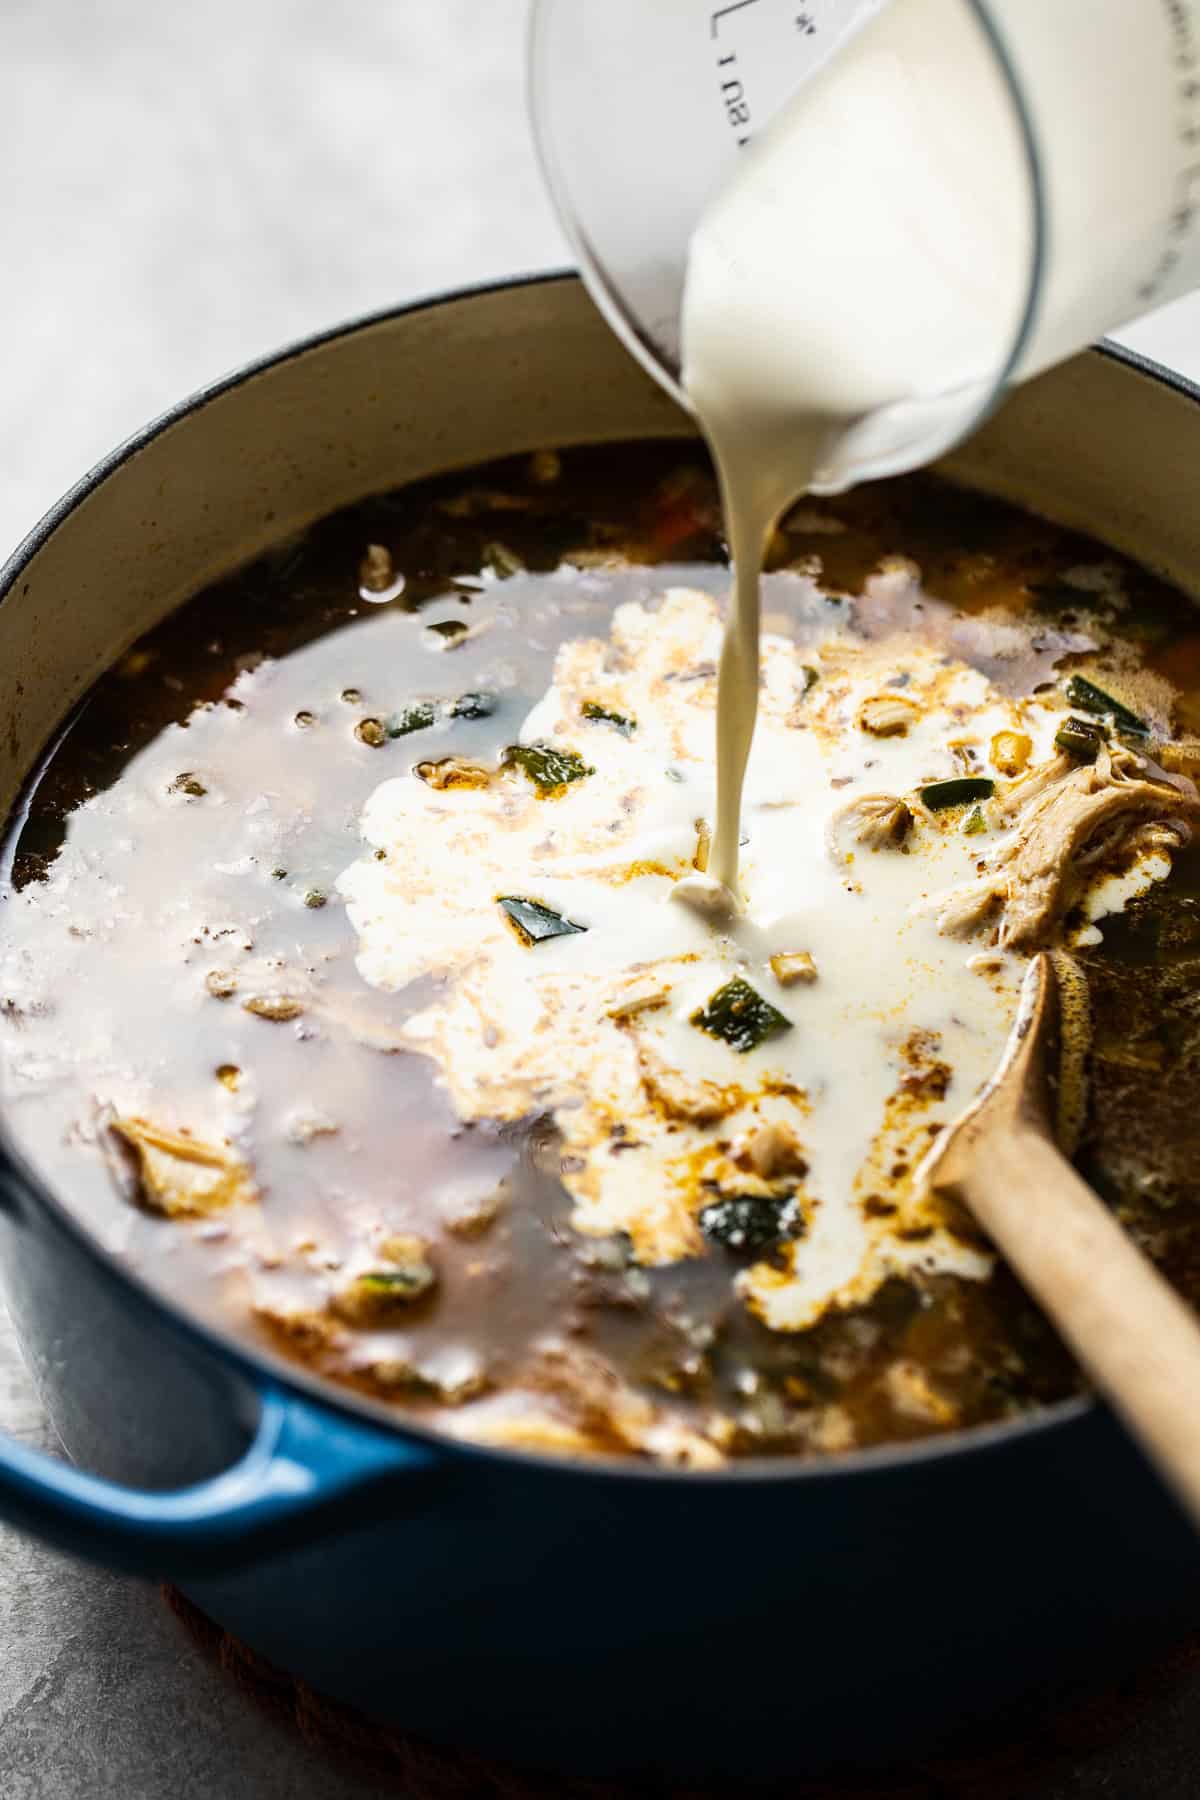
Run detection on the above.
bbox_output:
[0,270,1194,1488]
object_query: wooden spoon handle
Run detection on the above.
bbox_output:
[941,1130,1200,1523]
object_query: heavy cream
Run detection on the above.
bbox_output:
[338,587,1175,1331]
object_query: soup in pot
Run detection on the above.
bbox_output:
[3,442,1199,1465]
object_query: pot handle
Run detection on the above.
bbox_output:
[0,1383,440,1577]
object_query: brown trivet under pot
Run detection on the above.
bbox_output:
[163,1585,1200,1800]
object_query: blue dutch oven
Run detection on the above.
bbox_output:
[1,276,1199,1784]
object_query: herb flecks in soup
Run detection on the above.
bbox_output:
[2,446,1198,1464]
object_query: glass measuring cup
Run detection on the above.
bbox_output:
[530,0,1200,494]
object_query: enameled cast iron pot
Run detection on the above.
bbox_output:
[1,275,1200,1785]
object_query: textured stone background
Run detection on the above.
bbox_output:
[0,0,565,555]
[2,2,1200,1793]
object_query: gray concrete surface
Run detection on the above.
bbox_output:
[0,0,566,557]
[2,2,1200,1793]
[0,1314,389,1800]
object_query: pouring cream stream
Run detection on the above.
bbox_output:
[679,0,1029,901]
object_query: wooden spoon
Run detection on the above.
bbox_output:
[918,951,1200,1523]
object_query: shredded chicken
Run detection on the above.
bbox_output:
[827,793,912,862]
[731,1120,808,1183]
[109,1116,256,1217]
[994,751,1075,819]
[285,1111,339,1145]
[883,1359,956,1425]
[358,543,395,593]
[1002,748,1194,947]
[362,1356,487,1404]
[244,994,305,1022]
[453,1413,605,1456]
[805,1406,857,1453]
[638,1046,737,1125]
[525,1346,725,1468]
[935,884,1002,941]
[255,1299,486,1404]
[254,1302,346,1355]
[415,756,494,791]
[670,870,740,919]
[606,975,672,1021]
[859,693,920,737]
[441,1182,507,1238]
[928,742,1200,949]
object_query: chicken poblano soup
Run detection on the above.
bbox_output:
[4,443,1200,1465]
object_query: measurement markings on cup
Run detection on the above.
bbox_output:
[710,0,764,145]
[709,1,829,147]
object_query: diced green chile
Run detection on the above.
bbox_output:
[690,977,792,1054]
[498,896,587,946]
[699,1194,801,1253]
[450,691,498,720]
[359,1267,432,1300]
[582,700,636,736]
[482,541,526,580]
[1055,715,1107,762]
[921,777,995,811]
[963,807,987,836]
[388,693,497,736]
[333,1253,438,1324]
[503,743,594,793]
[1063,675,1149,737]
[386,701,438,737]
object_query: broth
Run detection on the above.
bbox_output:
[2,441,1199,1463]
